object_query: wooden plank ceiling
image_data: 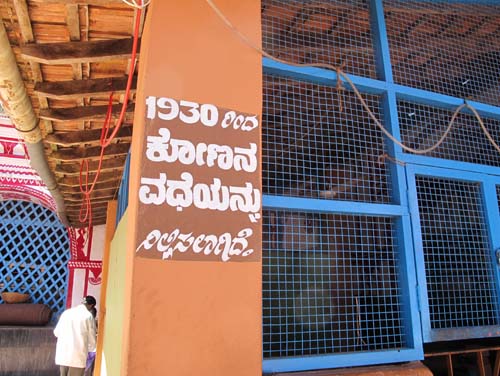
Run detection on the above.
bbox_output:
[0,0,144,227]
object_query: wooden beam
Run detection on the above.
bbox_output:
[40,103,134,121]
[58,171,122,187]
[61,180,120,194]
[51,142,130,161]
[66,206,108,214]
[63,189,118,201]
[46,126,132,146]
[66,4,81,41]
[66,3,84,122]
[66,197,115,206]
[34,76,137,100]
[54,156,126,174]
[13,0,34,42]
[67,210,108,218]
[13,0,54,134]
[21,38,140,65]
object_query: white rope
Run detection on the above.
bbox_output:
[204,0,500,157]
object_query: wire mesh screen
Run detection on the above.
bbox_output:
[263,74,392,203]
[262,210,405,358]
[398,101,500,166]
[415,176,499,330]
[384,1,500,107]
[0,200,70,317]
[261,0,377,78]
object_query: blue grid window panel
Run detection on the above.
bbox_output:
[263,74,393,204]
[261,0,377,79]
[415,176,499,330]
[398,100,500,166]
[0,200,70,318]
[263,209,405,358]
[384,1,500,107]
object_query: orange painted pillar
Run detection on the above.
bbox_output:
[123,1,262,375]
[94,200,117,376]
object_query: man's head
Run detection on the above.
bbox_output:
[82,295,97,311]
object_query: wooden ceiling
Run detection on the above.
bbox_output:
[0,0,145,227]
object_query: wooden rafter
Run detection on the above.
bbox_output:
[54,156,127,174]
[34,76,137,100]
[63,189,119,201]
[58,171,122,186]
[12,0,54,134]
[51,142,131,161]
[40,103,135,121]
[66,205,108,214]
[62,180,120,194]
[21,38,140,64]
[46,126,132,146]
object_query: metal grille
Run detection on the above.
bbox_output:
[398,101,500,166]
[262,0,377,78]
[263,210,404,358]
[0,200,70,317]
[415,176,498,329]
[263,74,392,203]
[385,1,500,107]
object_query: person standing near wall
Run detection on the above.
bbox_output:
[84,307,97,376]
[54,296,97,376]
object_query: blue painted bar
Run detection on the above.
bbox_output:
[395,85,500,120]
[263,194,406,216]
[406,163,494,182]
[369,0,393,82]
[481,178,500,321]
[394,84,465,109]
[263,348,423,374]
[396,214,423,349]
[381,91,405,203]
[263,58,388,94]
[404,166,432,343]
[463,99,500,121]
[395,153,500,177]
[265,58,500,123]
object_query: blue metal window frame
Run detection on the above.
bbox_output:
[406,165,500,342]
[262,0,500,372]
[262,0,423,372]
[116,151,131,225]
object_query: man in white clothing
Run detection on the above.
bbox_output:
[54,295,97,376]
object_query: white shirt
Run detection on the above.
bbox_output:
[54,304,97,368]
